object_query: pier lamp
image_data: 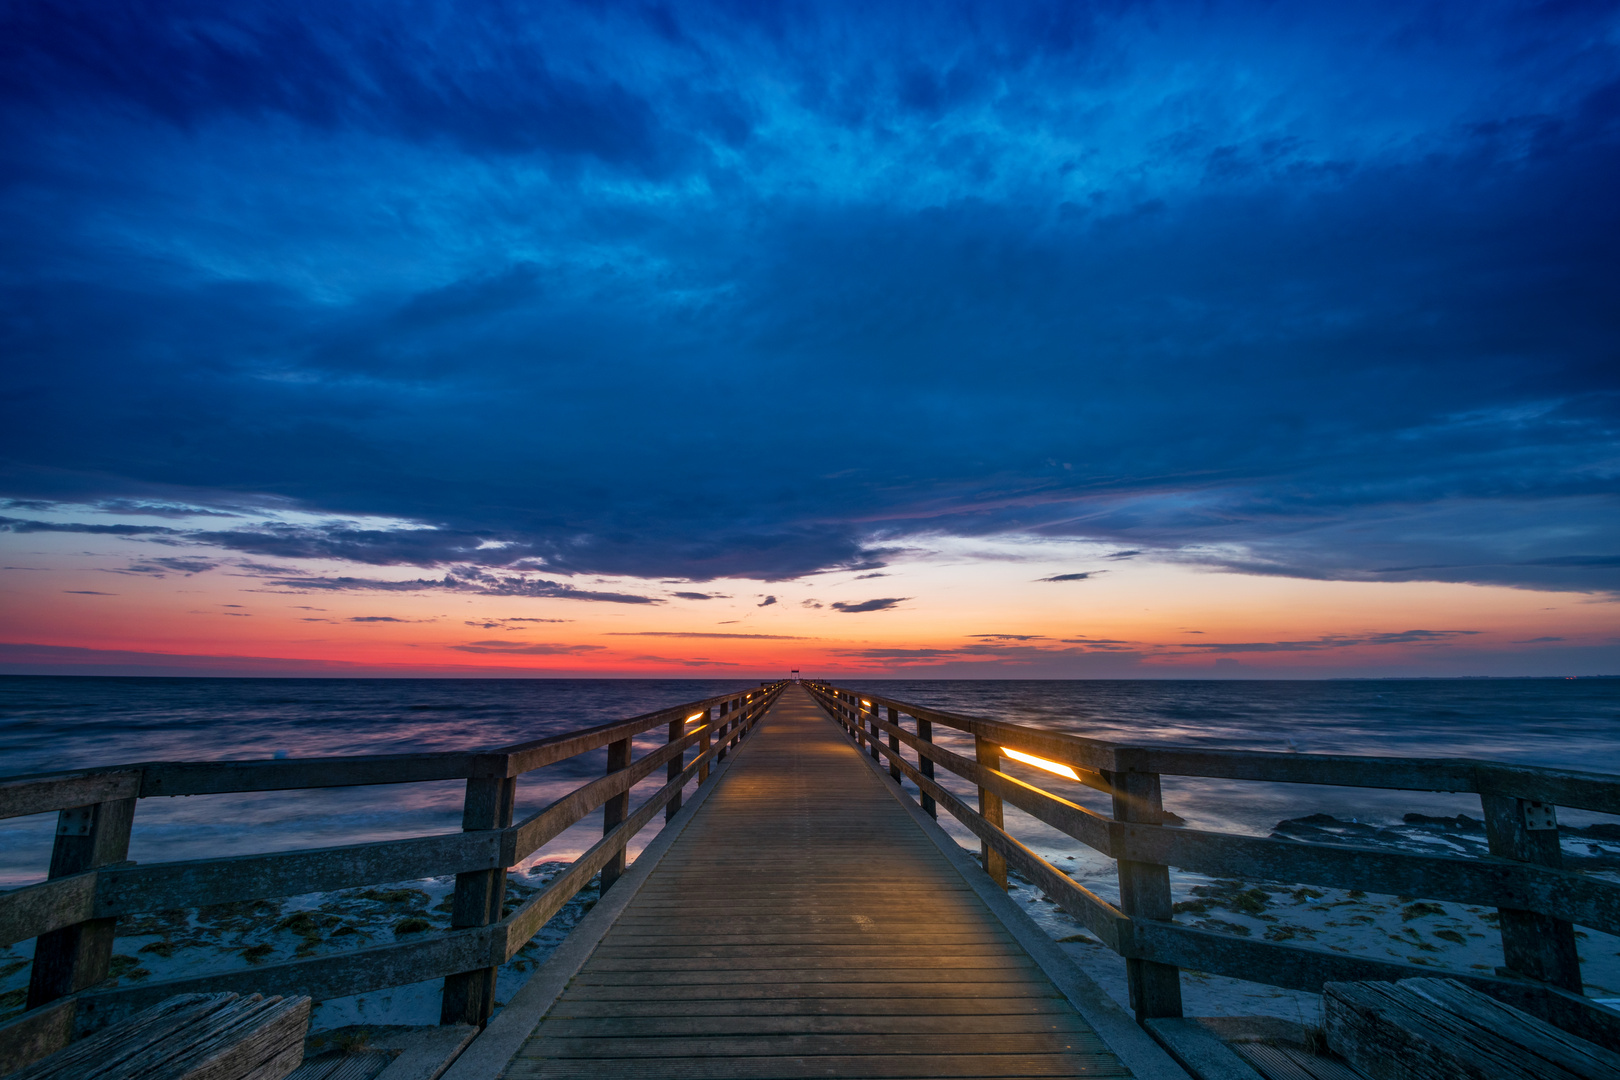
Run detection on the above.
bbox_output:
[1001,747,1081,781]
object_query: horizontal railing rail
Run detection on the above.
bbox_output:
[805,681,1620,1048]
[0,682,785,1073]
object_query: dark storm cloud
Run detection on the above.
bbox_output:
[1,1,1616,592]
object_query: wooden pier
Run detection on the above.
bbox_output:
[4,679,1620,1079]
[501,686,1143,1078]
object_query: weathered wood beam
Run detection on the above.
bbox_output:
[97,832,502,920]
[440,776,516,1027]
[1121,823,1620,936]
[0,871,97,948]
[1482,793,1583,993]
[74,926,497,1034]
[1108,769,1182,1021]
[27,797,136,1013]
[0,996,73,1076]
[0,770,141,823]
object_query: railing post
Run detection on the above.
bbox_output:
[26,796,136,1017]
[441,775,516,1026]
[917,718,937,818]
[717,700,732,762]
[599,737,633,892]
[973,736,1008,890]
[1481,794,1582,991]
[698,708,712,784]
[665,714,685,822]
[866,701,880,762]
[1108,769,1183,1020]
[885,706,902,782]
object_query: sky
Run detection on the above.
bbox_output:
[1,0,1617,679]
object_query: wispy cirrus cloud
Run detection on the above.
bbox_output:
[605,631,808,639]
[248,566,663,603]
[450,641,603,655]
[1172,630,1481,653]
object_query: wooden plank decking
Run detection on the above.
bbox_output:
[505,685,1132,1079]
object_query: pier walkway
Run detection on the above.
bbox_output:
[474,685,1166,1079]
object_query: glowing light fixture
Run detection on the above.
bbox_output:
[861,699,872,707]
[686,712,705,722]
[1002,747,1081,781]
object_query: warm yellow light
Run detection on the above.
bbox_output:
[686,712,705,722]
[1002,747,1081,781]
[861,699,872,707]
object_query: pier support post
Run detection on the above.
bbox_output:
[698,708,712,785]
[716,700,732,762]
[917,718,937,818]
[1108,768,1183,1021]
[974,736,1008,889]
[1482,793,1582,991]
[600,736,632,892]
[665,714,685,822]
[27,796,136,1023]
[441,775,516,1026]
[867,701,880,762]
[886,706,902,782]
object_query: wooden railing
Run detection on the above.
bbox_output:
[0,682,785,1071]
[805,682,1620,1045]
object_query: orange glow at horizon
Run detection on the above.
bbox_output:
[3,526,1616,677]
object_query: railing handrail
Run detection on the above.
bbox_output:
[0,686,774,818]
[804,680,1620,1049]
[0,682,788,1071]
[827,684,1620,814]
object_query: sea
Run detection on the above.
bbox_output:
[2,675,1618,888]
[4,675,1619,1026]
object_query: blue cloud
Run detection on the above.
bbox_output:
[0,0,1616,591]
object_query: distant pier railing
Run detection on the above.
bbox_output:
[805,681,1620,1046]
[0,683,785,1071]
